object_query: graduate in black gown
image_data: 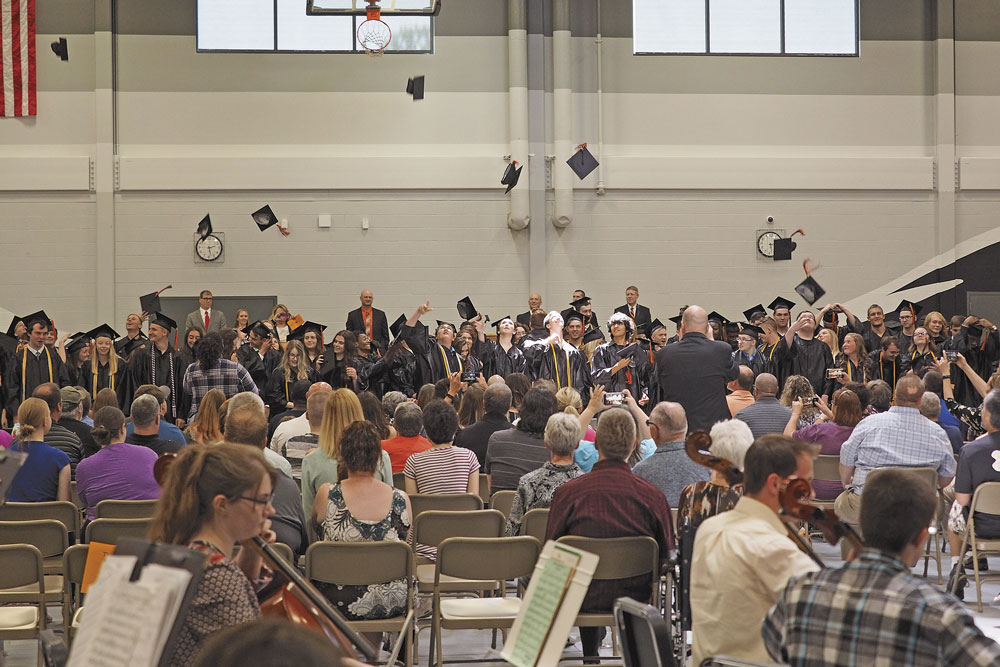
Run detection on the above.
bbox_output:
[263,340,317,415]
[288,321,327,372]
[905,326,939,377]
[401,302,464,383]
[59,333,90,387]
[78,324,129,409]
[126,312,189,424]
[833,332,872,385]
[732,325,762,369]
[523,310,593,402]
[752,317,793,390]
[235,321,282,391]
[480,316,526,379]
[783,311,835,399]
[4,311,70,420]
[869,335,904,390]
[114,313,149,361]
[317,330,360,391]
[591,312,645,399]
[947,318,999,406]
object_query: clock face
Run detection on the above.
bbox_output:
[757,231,781,258]
[196,234,223,262]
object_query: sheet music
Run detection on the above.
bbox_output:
[68,555,193,667]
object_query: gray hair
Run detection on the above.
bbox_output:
[918,391,941,420]
[649,401,687,436]
[708,419,754,471]
[544,412,582,457]
[594,408,635,462]
[382,391,407,420]
[229,391,265,415]
[984,389,1000,428]
[483,382,513,416]
[130,394,161,428]
[393,402,423,437]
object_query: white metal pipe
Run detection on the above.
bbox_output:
[552,0,573,227]
[595,0,606,195]
[508,0,530,230]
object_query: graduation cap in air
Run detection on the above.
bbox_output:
[85,324,121,341]
[406,75,425,100]
[66,333,90,354]
[566,144,599,180]
[582,328,605,345]
[768,296,796,312]
[140,291,162,315]
[967,321,986,338]
[252,205,285,234]
[707,311,730,325]
[501,161,522,194]
[389,314,407,340]
[51,38,68,61]
[196,214,212,240]
[569,296,592,310]
[149,312,178,332]
[773,238,796,261]
[893,299,923,319]
[743,304,767,322]
[794,276,825,306]
[456,297,478,321]
[287,321,327,342]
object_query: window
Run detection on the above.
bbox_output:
[632,0,857,56]
[197,0,433,53]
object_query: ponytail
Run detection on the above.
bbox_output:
[14,397,49,443]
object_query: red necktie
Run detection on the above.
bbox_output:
[204,311,210,330]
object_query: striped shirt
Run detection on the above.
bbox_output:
[403,445,479,495]
[734,397,793,440]
[484,428,549,492]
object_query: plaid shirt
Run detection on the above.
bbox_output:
[183,359,258,420]
[763,550,1000,666]
[839,405,955,492]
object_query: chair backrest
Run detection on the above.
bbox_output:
[437,536,540,582]
[556,536,659,582]
[62,544,89,587]
[0,519,69,559]
[478,473,490,504]
[866,466,938,490]
[412,509,505,548]
[306,540,414,586]
[521,508,550,543]
[969,482,1000,526]
[490,490,518,518]
[408,493,483,521]
[392,471,407,491]
[0,543,45,592]
[94,499,159,520]
[270,542,295,566]
[812,454,841,483]
[0,501,80,536]
[84,518,152,545]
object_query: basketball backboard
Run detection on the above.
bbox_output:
[307,0,441,16]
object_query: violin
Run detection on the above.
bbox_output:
[684,431,743,487]
[779,477,864,564]
[152,452,376,662]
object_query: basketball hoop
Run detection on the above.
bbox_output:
[357,1,391,57]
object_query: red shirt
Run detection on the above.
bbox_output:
[382,435,433,473]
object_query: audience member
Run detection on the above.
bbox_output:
[7,397,71,502]
[32,382,83,475]
[193,618,354,667]
[786,388,862,500]
[224,396,292,479]
[358,390,395,440]
[486,387,560,491]
[677,419,753,532]
[574,389,655,472]
[456,385,485,428]
[92,386,120,415]
[381,391,408,423]
[633,402,708,507]
[735,373,793,439]
[126,385,186,443]
[185,388,226,445]
[381,402,432,473]
[75,406,160,521]
[284,389,329,481]
[58,385,98,457]
[403,400,479,497]
[128,394,185,457]
[453,382,512,466]
[865,379,892,414]
[554,386,596,441]
[726,366,756,417]
[919,390,964,454]
[779,375,822,430]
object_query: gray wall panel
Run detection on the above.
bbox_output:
[36,0,95,35]
[955,0,1000,41]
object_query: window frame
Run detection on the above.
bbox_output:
[632,0,859,58]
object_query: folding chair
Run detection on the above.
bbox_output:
[84,518,153,545]
[408,493,483,523]
[0,520,67,599]
[556,536,660,659]
[478,473,490,505]
[430,536,541,667]
[521,508,550,543]
[0,544,47,643]
[952,481,1000,612]
[62,544,89,645]
[866,466,943,583]
[614,596,677,667]
[270,542,295,566]
[0,500,81,556]
[306,541,416,667]
[810,455,841,511]
[489,490,517,519]
[393,471,407,491]
[94,499,159,519]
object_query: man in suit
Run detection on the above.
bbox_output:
[184,290,228,335]
[516,292,543,327]
[345,289,389,352]
[614,285,652,331]
[656,306,740,433]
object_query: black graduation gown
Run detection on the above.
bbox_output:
[752,339,793,390]
[317,355,359,391]
[115,333,148,361]
[948,327,999,406]
[906,348,938,378]
[126,344,189,422]
[361,345,419,397]
[859,322,901,357]
[236,345,281,391]
[4,345,71,419]
[483,339,527,379]
[592,341,644,397]
[65,363,84,388]
[524,340,592,402]
[79,359,129,409]
[834,353,871,385]
[868,350,903,390]
[264,366,317,415]
[786,336,835,397]
[896,330,914,352]
[732,350,757,369]
[402,325,464,383]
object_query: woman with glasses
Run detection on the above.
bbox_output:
[150,442,277,666]
[907,326,938,376]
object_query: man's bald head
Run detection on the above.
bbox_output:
[307,382,333,397]
[649,401,688,442]
[681,306,709,335]
[735,366,755,391]
[894,375,925,407]
[754,373,778,396]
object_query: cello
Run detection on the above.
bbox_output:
[152,452,377,662]
[779,477,864,565]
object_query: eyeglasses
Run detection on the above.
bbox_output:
[236,494,273,507]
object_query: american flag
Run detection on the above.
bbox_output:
[1,0,35,117]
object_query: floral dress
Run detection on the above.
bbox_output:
[313,484,410,620]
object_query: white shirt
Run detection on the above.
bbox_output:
[200,308,211,323]
[262,447,293,479]
[270,413,310,454]
[690,496,820,665]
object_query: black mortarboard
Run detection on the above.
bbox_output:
[740,324,764,338]
[406,75,425,100]
[566,145,599,180]
[66,333,90,353]
[707,311,729,325]
[569,296,591,310]
[563,310,585,324]
[435,320,456,331]
[893,299,923,319]
[149,312,178,332]
[617,342,640,358]
[501,162,522,194]
[773,237,797,261]
[491,316,514,330]
[241,320,271,338]
[582,328,605,345]
[768,296,796,312]
[743,304,767,322]
[6,315,24,337]
[794,275,825,306]
[967,321,985,338]
[648,318,666,334]
[22,310,51,330]
[456,297,477,321]
[139,291,161,315]
[389,314,407,339]
[668,314,683,326]
[252,205,279,232]
[196,214,212,240]
[85,324,120,341]
[287,321,326,342]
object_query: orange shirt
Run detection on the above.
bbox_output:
[382,435,434,473]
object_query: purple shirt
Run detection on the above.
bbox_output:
[794,422,855,500]
[75,442,161,520]
[0,429,12,449]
